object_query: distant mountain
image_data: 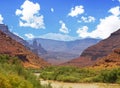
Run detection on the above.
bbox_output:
[0,24,47,56]
[30,39,47,55]
[29,38,100,64]
[64,29,120,67]
[0,24,49,68]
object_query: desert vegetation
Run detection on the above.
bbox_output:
[40,66,120,84]
[0,54,52,88]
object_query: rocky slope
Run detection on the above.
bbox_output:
[80,29,120,61]
[0,24,47,56]
[0,30,49,68]
[0,24,29,48]
[64,29,120,67]
[93,48,120,68]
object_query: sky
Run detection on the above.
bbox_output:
[0,0,120,41]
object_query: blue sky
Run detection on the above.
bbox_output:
[0,0,120,41]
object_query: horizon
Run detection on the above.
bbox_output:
[0,0,120,41]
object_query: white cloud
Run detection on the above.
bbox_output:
[15,0,45,29]
[118,0,120,2]
[68,5,84,17]
[109,6,120,16]
[59,20,69,34]
[77,6,120,39]
[39,33,77,41]
[51,8,54,12]
[0,14,3,24]
[24,32,77,41]
[76,26,89,38]
[25,33,35,39]
[79,16,96,23]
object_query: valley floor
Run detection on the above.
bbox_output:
[34,71,120,88]
[40,80,120,88]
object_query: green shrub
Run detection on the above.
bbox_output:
[56,75,79,82]
[93,68,120,83]
[0,54,52,88]
[8,75,33,88]
[99,69,117,83]
[40,66,120,84]
[40,66,97,83]
[0,73,12,88]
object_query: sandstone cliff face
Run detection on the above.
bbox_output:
[31,39,47,56]
[64,29,120,67]
[80,29,120,60]
[0,30,49,68]
[93,48,120,68]
[0,24,47,56]
[0,24,29,48]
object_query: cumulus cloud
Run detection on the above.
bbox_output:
[0,14,3,24]
[79,16,96,23]
[76,26,89,38]
[77,6,120,39]
[109,6,120,16]
[59,20,69,34]
[39,33,77,41]
[25,33,35,39]
[15,0,45,29]
[51,8,54,12]
[68,5,84,17]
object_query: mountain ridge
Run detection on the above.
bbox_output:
[29,38,100,64]
[92,48,120,68]
[0,25,49,68]
[0,24,47,57]
[64,28,120,67]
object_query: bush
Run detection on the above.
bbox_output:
[40,66,97,83]
[101,70,117,83]
[8,75,33,88]
[0,73,12,88]
[57,75,79,82]
[93,68,120,83]
[40,66,120,84]
[0,54,52,88]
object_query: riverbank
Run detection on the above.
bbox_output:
[34,71,120,88]
[40,80,120,88]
